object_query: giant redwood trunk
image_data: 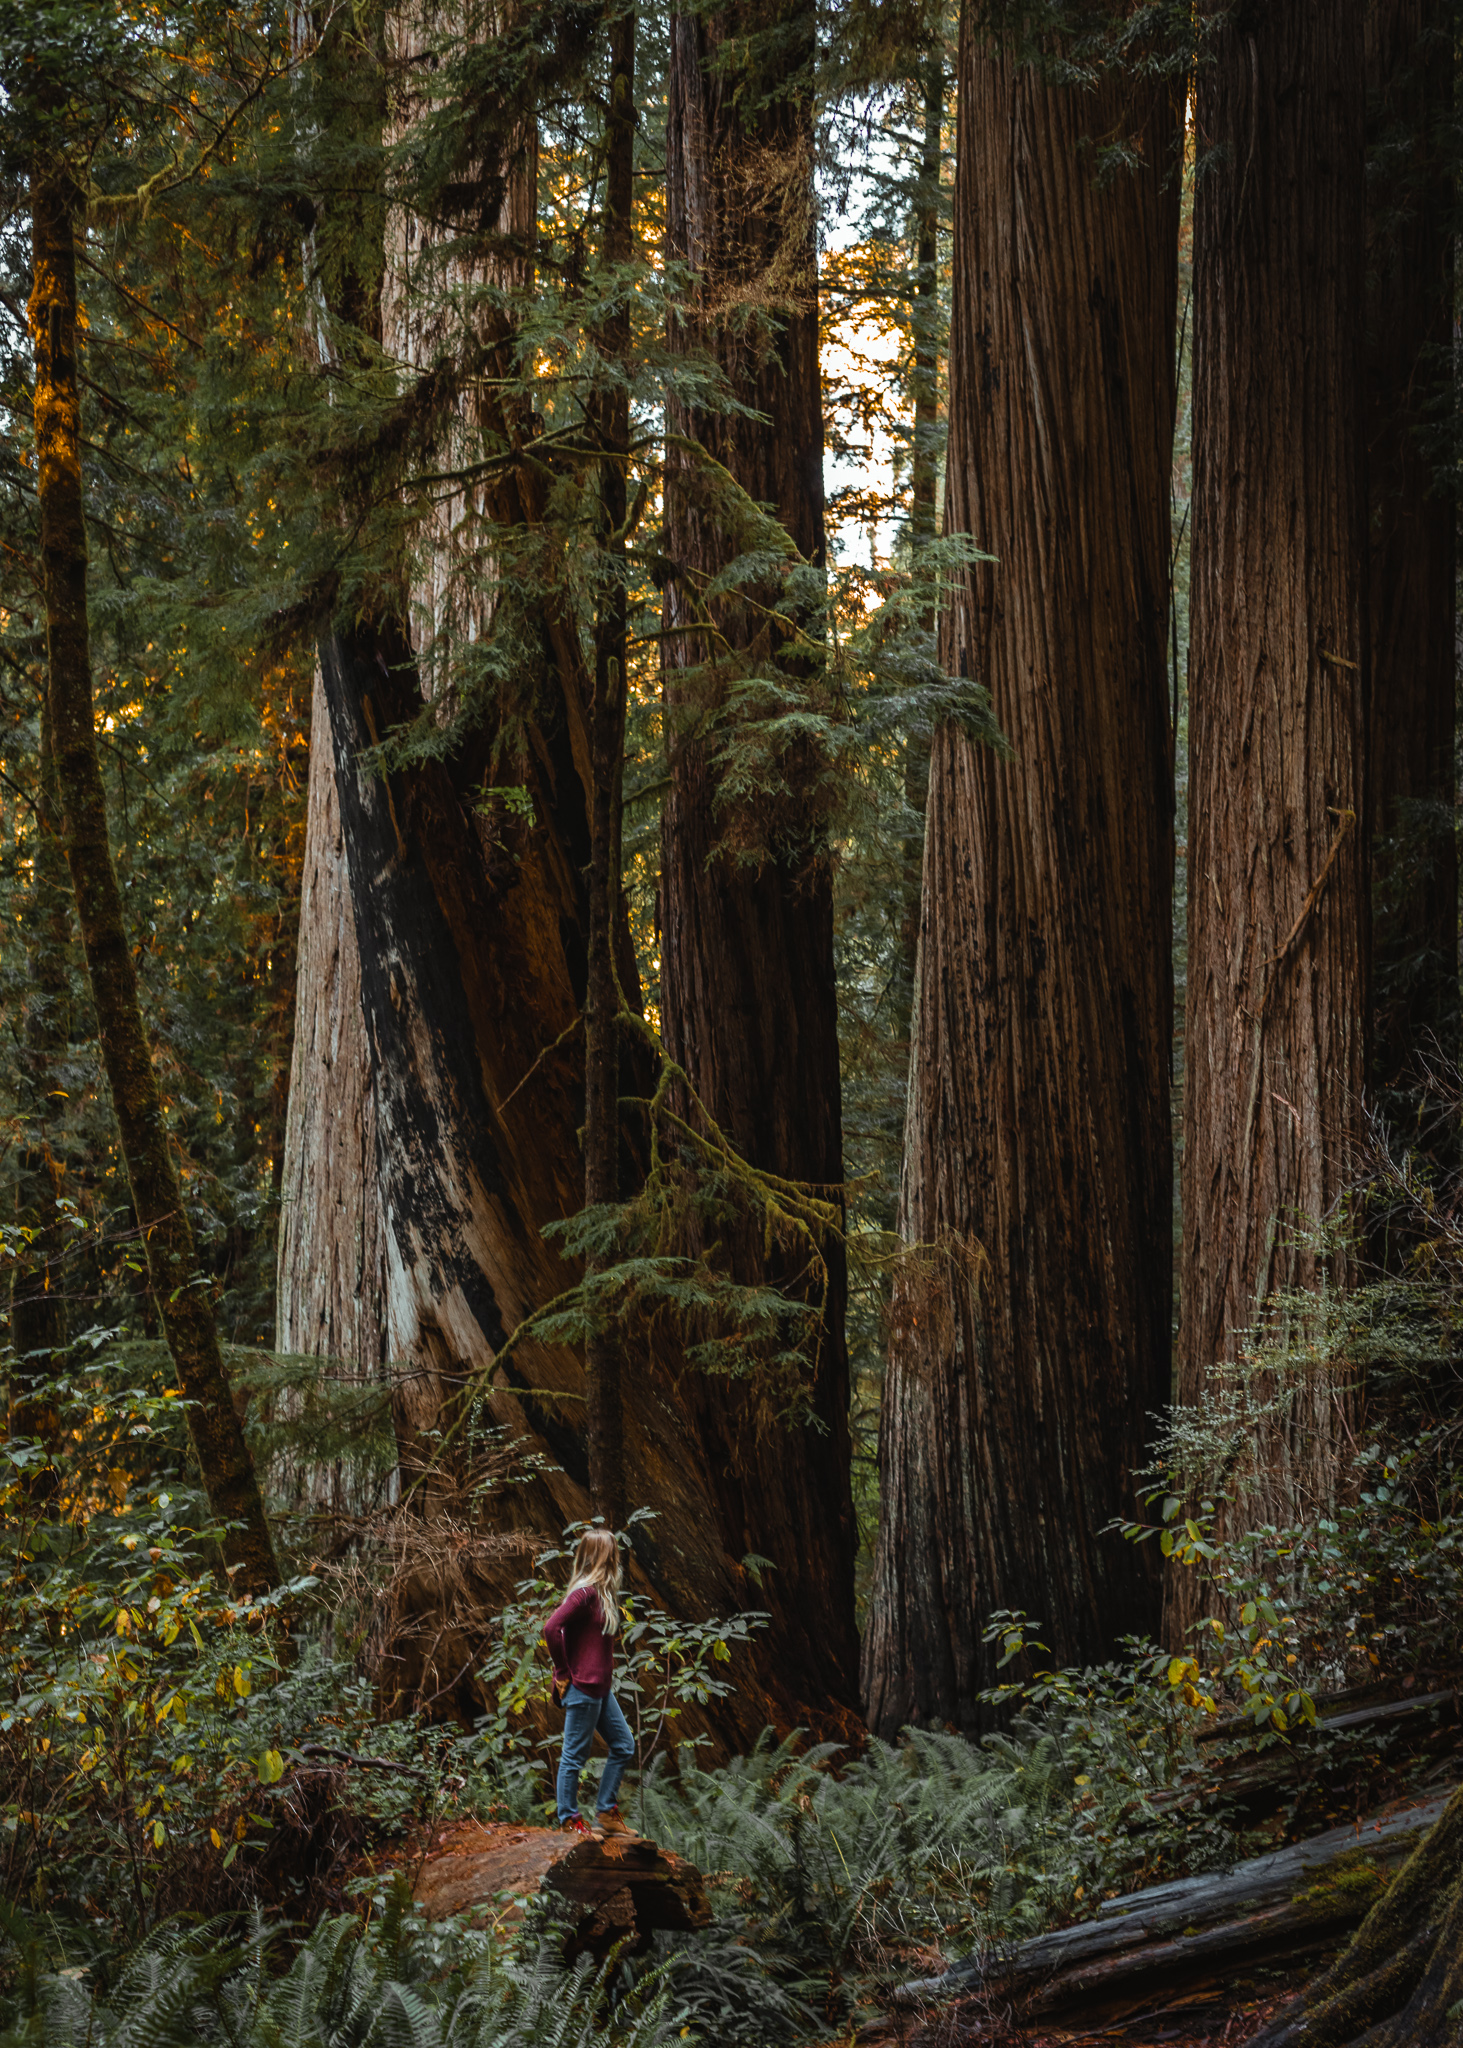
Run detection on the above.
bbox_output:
[583,0,635,1521]
[1172,0,1370,1645]
[1366,0,1457,1102]
[278,0,858,1741]
[30,157,277,1595]
[862,16,1180,1736]
[658,0,860,1716]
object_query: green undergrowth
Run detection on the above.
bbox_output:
[0,1897,684,2048]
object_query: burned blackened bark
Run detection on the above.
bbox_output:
[1173,0,1370,1645]
[660,0,860,1714]
[307,615,826,1741]
[1366,0,1457,1100]
[31,159,277,1595]
[863,19,1180,1735]
[280,0,863,1741]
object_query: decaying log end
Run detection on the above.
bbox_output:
[410,1818,711,1962]
[546,1833,713,1958]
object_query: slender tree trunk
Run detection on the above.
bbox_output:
[9,696,70,1489]
[863,14,1180,1736]
[1366,0,1457,1102]
[660,0,861,1715]
[584,0,635,1525]
[1172,1,1370,1645]
[30,158,277,1595]
[897,54,943,1018]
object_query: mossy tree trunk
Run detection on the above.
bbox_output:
[30,155,278,1595]
[1249,1784,1463,2048]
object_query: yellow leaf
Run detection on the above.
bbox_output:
[210,1828,222,1850]
[233,1666,251,1698]
[152,1819,165,1848]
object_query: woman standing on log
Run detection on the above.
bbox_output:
[545,1529,638,1839]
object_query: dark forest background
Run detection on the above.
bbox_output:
[4,4,1463,2043]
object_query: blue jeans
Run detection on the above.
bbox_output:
[556,1686,634,1822]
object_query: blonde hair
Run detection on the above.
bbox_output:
[566,1528,622,1637]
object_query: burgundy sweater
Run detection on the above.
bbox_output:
[543,1583,615,1699]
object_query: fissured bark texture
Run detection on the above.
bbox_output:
[863,20,1180,1736]
[1172,0,1369,1645]
[658,0,861,1717]
[279,0,861,1742]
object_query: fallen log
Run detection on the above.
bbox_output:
[409,1818,712,1961]
[893,1789,1456,2019]
[1197,1684,1460,1747]
[1138,1688,1462,1825]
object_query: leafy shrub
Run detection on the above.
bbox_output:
[0,1347,489,1935]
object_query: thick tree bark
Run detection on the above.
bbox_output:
[659,0,860,1716]
[30,159,277,1595]
[274,661,392,1520]
[303,613,857,1741]
[1172,1,1370,1644]
[897,56,943,1020]
[277,665,390,1386]
[583,0,635,1525]
[1365,0,1457,1100]
[862,14,1180,1736]
[279,0,865,1740]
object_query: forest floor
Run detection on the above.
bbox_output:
[385,1813,1328,2048]
[849,1974,1303,2046]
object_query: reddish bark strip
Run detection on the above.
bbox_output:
[864,17,1180,1734]
[1173,0,1369,1642]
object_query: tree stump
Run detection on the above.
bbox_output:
[410,1819,711,1961]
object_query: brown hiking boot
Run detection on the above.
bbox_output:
[561,1814,593,1839]
[594,1805,639,1840]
